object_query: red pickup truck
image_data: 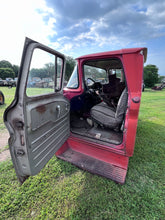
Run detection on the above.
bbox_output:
[4,38,147,184]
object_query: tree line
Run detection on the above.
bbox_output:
[0,60,19,79]
[143,64,165,87]
[0,57,76,81]
[0,59,164,88]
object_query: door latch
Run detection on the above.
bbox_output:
[132,97,140,103]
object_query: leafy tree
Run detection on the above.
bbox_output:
[0,57,76,82]
[158,75,165,83]
[144,65,159,87]
[30,68,47,79]
[0,60,20,78]
[0,60,13,69]
[30,63,55,80]
[30,57,76,82]
[12,65,20,77]
[65,56,76,81]
[0,68,15,79]
[44,63,55,78]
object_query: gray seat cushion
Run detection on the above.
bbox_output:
[115,88,128,120]
[90,88,128,129]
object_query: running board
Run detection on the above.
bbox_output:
[57,148,127,184]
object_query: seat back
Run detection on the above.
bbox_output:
[115,88,128,121]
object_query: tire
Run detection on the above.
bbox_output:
[0,91,5,105]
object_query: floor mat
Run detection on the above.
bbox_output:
[71,115,123,145]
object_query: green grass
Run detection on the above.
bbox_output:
[0,88,165,219]
[26,87,54,97]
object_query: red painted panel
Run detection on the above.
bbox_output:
[68,137,129,169]
[77,48,147,61]
[122,51,144,156]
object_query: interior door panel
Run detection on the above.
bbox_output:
[4,38,70,184]
[25,94,70,175]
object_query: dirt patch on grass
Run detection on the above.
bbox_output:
[0,149,11,162]
[0,129,9,148]
[0,129,10,162]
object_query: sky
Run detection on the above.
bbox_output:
[0,0,165,75]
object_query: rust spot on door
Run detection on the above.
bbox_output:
[36,105,46,113]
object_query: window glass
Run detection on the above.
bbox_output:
[84,65,108,84]
[66,65,78,88]
[56,57,62,90]
[109,69,124,82]
[26,48,63,97]
[84,59,124,86]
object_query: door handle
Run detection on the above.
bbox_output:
[56,105,61,118]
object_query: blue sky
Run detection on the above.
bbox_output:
[0,0,165,75]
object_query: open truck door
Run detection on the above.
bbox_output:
[4,38,70,184]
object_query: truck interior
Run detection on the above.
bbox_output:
[67,58,128,146]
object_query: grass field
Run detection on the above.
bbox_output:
[0,87,165,219]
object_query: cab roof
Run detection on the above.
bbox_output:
[76,48,147,63]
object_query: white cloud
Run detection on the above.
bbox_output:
[45,0,165,53]
[0,0,55,65]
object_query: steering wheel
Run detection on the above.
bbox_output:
[86,77,96,86]
[87,78,102,96]
[85,78,102,103]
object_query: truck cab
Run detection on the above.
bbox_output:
[4,38,147,184]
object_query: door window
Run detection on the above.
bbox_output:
[109,69,125,82]
[26,48,63,97]
[56,57,63,90]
